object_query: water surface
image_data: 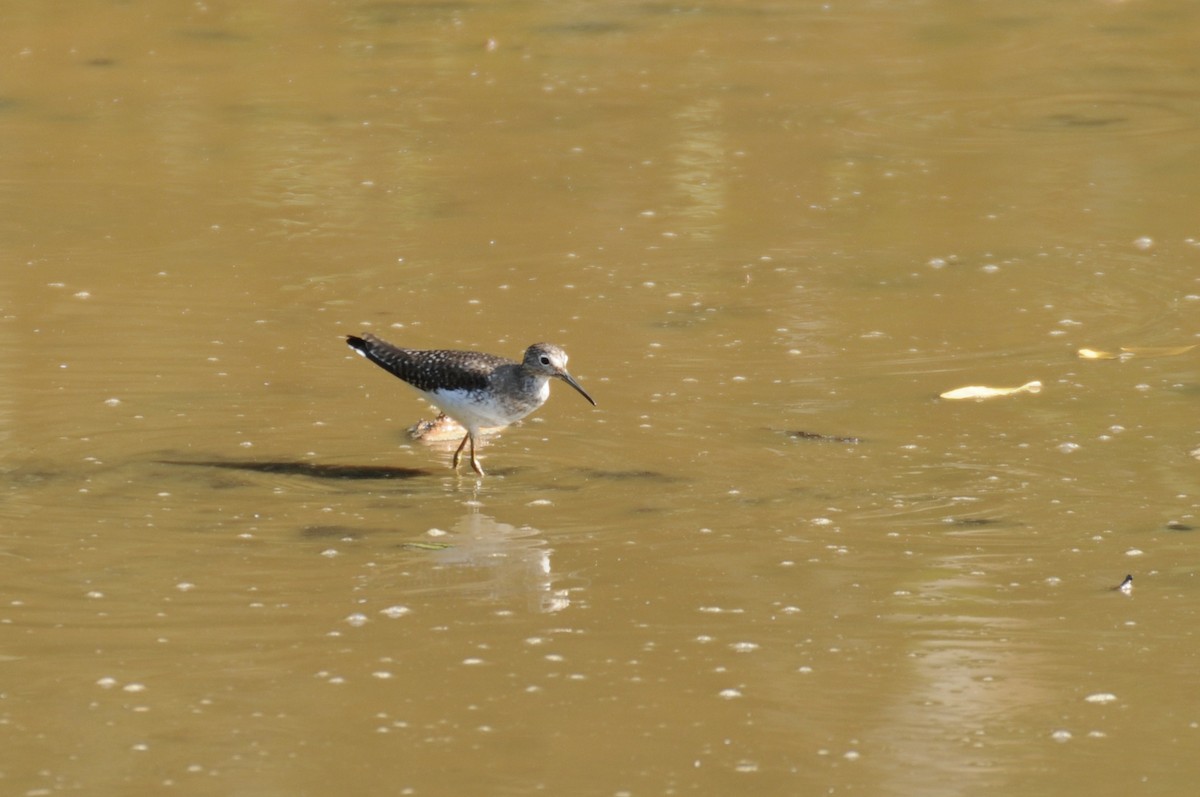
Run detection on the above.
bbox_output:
[2,1,1199,794]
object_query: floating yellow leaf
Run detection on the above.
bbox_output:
[1077,348,1118,360]
[1118,344,1196,358]
[939,381,1042,400]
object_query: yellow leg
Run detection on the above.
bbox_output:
[452,432,485,477]
[467,433,485,477]
[452,433,469,471]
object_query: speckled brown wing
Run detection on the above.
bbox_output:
[346,333,511,393]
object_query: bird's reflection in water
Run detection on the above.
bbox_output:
[419,508,570,614]
[161,459,569,612]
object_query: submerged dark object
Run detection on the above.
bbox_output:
[785,430,862,444]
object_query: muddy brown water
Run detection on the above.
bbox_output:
[2,1,1199,794]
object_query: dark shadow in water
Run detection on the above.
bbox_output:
[159,459,431,480]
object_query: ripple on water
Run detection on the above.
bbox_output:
[832,90,1200,154]
[835,243,1197,383]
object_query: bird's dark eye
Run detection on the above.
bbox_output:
[540,355,551,365]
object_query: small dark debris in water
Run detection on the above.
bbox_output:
[399,541,453,551]
[630,505,672,514]
[785,430,862,444]
[160,460,430,480]
[86,57,117,67]
[1110,574,1133,594]
[944,517,1003,527]
[539,20,629,35]
[640,2,762,17]
[1166,521,1195,532]
[302,526,450,549]
[578,468,681,483]
[362,1,472,13]
[209,475,253,490]
[176,28,250,42]
[7,468,60,486]
[1045,113,1127,128]
[301,525,362,540]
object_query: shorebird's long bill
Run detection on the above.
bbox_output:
[559,372,596,406]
